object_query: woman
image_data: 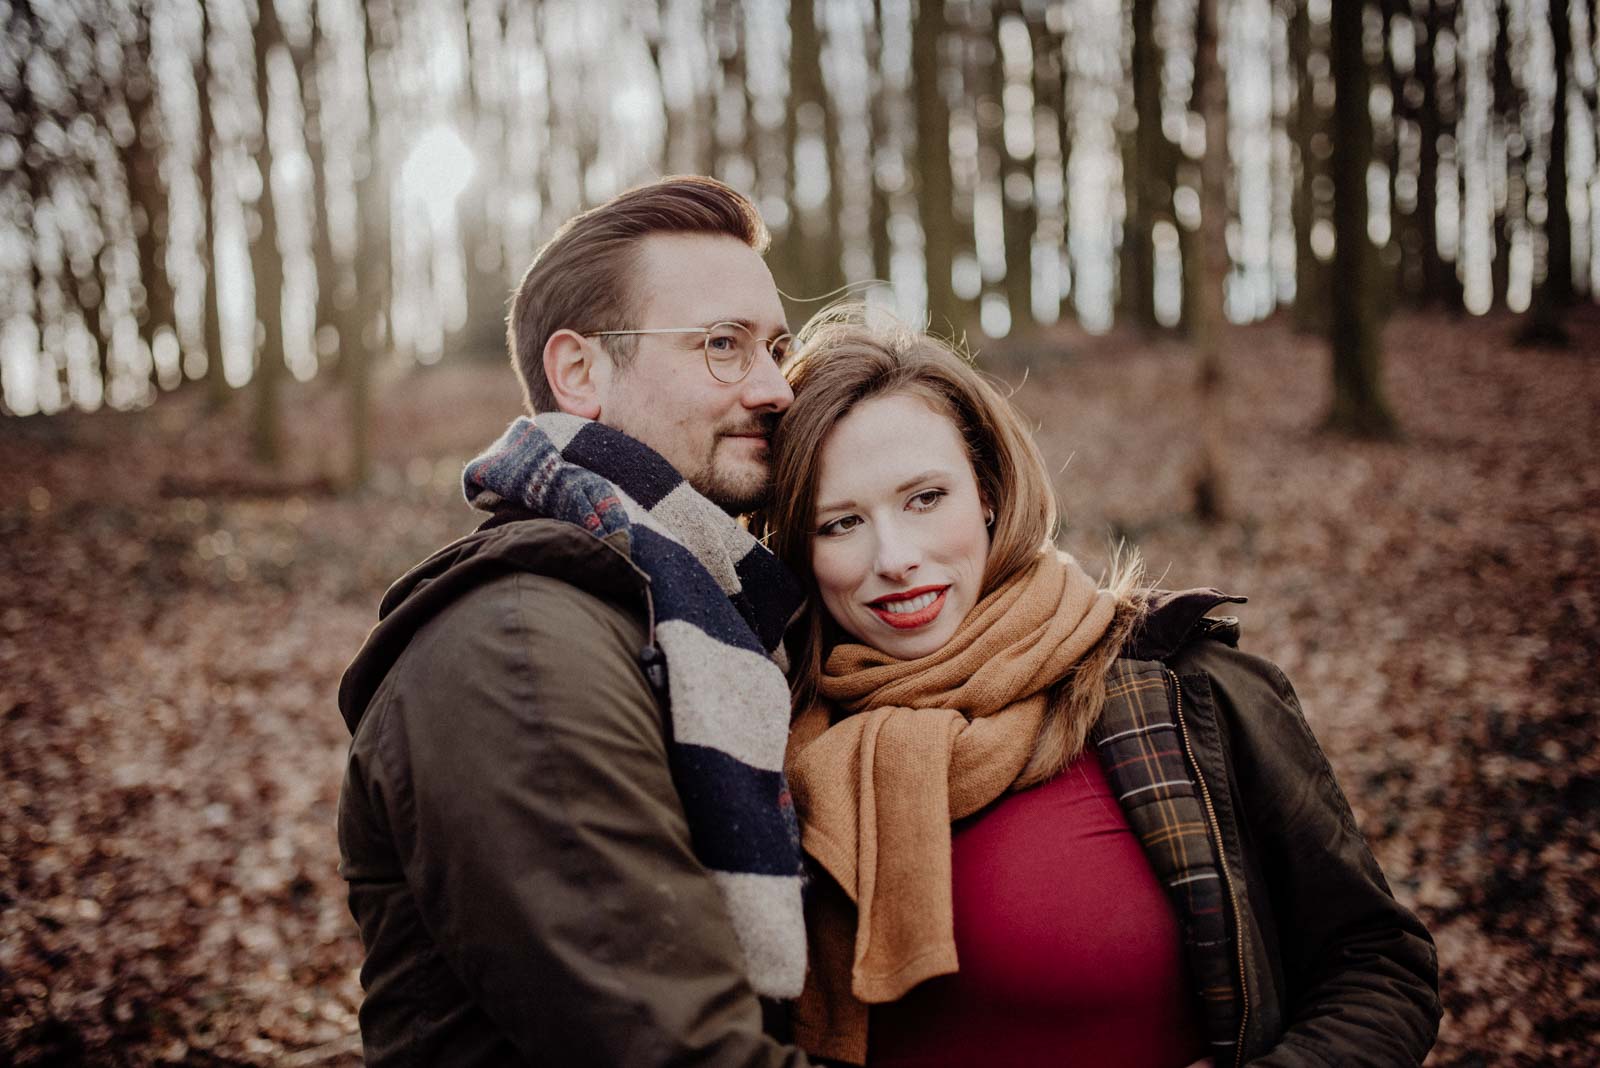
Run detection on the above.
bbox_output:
[761,317,1439,1068]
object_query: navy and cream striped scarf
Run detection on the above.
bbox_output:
[463,414,808,998]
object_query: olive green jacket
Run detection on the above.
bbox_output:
[336,516,811,1067]
[1109,591,1441,1067]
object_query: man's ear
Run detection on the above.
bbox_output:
[542,329,607,419]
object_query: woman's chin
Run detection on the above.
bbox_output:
[859,617,957,661]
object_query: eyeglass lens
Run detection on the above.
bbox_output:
[704,322,795,383]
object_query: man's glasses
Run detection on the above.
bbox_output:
[584,322,798,384]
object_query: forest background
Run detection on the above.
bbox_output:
[2,0,1597,1063]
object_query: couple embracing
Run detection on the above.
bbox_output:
[335,177,1440,1067]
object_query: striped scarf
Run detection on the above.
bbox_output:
[463,414,808,998]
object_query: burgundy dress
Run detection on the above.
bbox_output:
[867,750,1207,1068]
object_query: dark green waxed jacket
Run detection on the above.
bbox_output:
[1111,590,1441,1068]
[336,516,811,1067]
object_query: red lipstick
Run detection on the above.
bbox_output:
[867,585,949,630]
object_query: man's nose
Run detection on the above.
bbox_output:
[740,346,794,411]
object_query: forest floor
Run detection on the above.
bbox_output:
[2,307,1597,1066]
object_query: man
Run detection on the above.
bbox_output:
[336,177,814,1066]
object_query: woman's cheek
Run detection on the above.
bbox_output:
[810,542,861,624]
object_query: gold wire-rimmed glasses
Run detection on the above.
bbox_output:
[584,322,798,384]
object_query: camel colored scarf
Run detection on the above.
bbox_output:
[785,549,1116,1063]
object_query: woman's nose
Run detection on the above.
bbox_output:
[872,526,920,582]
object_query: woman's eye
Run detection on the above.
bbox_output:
[817,515,860,537]
[909,490,945,511]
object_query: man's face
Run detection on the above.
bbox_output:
[593,233,794,513]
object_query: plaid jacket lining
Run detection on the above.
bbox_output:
[1092,658,1241,1059]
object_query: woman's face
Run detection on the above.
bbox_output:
[809,391,991,660]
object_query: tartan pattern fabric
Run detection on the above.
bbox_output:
[462,414,808,998]
[1093,658,1241,1062]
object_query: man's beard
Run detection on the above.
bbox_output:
[690,418,778,515]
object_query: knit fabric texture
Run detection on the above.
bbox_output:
[785,549,1116,1062]
[463,414,809,998]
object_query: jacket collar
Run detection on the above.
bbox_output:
[1125,588,1248,661]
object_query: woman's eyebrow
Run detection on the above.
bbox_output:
[894,470,949,494]
[815,470,950,515]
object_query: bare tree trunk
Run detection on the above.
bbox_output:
[1328,0,1397,436]
[995,2,1036,332]
[1520,0,1573,344]
[786,0,846,301]
[296,0,343,369]
[1122,0,1164,332]
[347,1,393,488]
[117,7,175,373]
[250,0,287,466]
[913,0,961,335]
[1490,0,1517,310]
[1037,7,1072,324]
[1544,0,1574,307]
[196,2,229,407]
[1191,0,1230,519]
[867,0,894,287]
[1290,0,1328,332]
[1383,1,1420,303]
[1415,0,1462,309]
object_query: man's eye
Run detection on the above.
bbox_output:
[706,327,745,354]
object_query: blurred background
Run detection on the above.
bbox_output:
[1,0,1597,1064]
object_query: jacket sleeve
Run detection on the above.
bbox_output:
[1186,643,1441,1068]
[372,571,811,1067]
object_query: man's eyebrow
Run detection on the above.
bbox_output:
[705,316,791,335]
[814,470,951,516]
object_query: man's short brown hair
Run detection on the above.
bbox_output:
[507,176,770,413]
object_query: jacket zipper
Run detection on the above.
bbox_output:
[1168,668,1250,1068]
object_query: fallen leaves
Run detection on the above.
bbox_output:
[2,308,1596,1063]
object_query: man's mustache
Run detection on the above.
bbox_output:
[721,414,781,438]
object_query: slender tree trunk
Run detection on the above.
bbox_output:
[1384,3,1420,303]
[250,0,287,466]
[1291,0,1328,331]
[913,0,962,335]
[787,0,846,301]
[1544,0,1573,306]
[196,2,228,407]
[297,0,343,369]
[347,1,392,488]
[1049,11,1076,324]
[118,10,175,373]
[1490,0,1517,309]
[1415,0,1458,308]
[1521,0,1573,343]
[1191,0,1230,519]
[1031,7,1068,323]
[457,3,512,359]
[1328,0,1396,435]
[996,3,1037,331]
[1123,0,1163,332]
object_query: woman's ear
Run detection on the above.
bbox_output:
[543,329,608,419]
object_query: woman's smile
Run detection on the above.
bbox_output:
[868,585,950,629]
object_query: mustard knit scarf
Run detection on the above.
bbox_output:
[785,549,1116,1063]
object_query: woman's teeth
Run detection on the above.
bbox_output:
[880,591,939,614]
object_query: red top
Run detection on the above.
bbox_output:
[867,750,1206,1068]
